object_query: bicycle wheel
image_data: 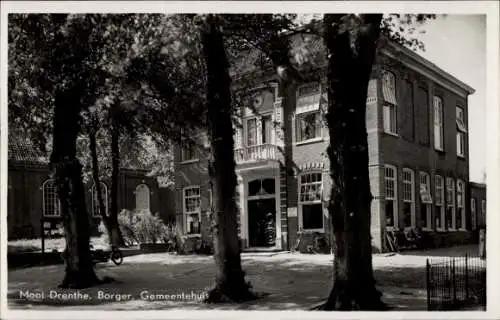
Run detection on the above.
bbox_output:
[111,250,123,265]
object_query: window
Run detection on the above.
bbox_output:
[385,165,397,228]
[298,172,323,231]
[419,172,432,229]
[383,105,397,135]
[208,188,213,211]
[471,198,477,230]
[435,175,445,229]
[262,115,272,144]
[446,177,456,230]
[481,200,486,226]
[402,169,415,228]
[246,118,257,146]
[296,112,321,142]
[433,96,444,151]
[456,106,466,157]
[42,179,61,217]
[180,142,196,162]
[183,186,201,235]
[456,180,465,229]
[91,182,108,218]
[382,71,397,134]
[135,184,150,211]
[296,83,321,114]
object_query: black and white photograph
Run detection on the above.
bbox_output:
[1,1,498,319]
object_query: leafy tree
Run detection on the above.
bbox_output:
[8,13,178,287]
[130,13,256,303]
[9,13,108,288]
[320,14,434,310]
[199,14,256,302]
[220,13,434,309]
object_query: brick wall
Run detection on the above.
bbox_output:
[7,162,175,240]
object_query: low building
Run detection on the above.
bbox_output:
[7,138,176,240]
[470,182,486,229]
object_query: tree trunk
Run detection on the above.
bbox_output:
[200,15,255,303]
[88,129,111,236]
[320,14,388,310]
[51,86,100,289]
[109,108,125,247]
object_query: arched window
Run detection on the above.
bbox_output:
[135,184,150,211]
[91,182,108,218]
[42,179,61,217]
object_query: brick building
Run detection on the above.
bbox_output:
[174,35,481,252]
[469,182,487,229]
[7,138,176,240]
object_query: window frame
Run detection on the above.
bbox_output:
[382,71,398,136]
[183,186,202,235]
[481,199,486,226]
[180,140,197,163]
[433,96,444,151]
[295,110,323,144]
[135,183,151,211]
[261,114,273,145]
[446,177,456,230]
[419,171,433,230]
[456,106,466,157]
[471,198,477,230]
[435,175,446,230]
[383,104,398,135]
[91,181,108,218]
[384,165,398,230]
[402,168,416,228]
[42,179,61,217]
[245,117,258,147]
[298,171,324,232]
[456,180,466,230]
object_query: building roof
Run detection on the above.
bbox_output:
[470,182,487,190]
[8,138,47,165]
[230,31,475,98]
[8,136,156,172]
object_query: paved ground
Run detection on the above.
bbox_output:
[7,245,481,311]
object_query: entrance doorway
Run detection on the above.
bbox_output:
[248,198,276,247]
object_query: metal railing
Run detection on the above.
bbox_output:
[235,144,279,164]
[426,254,486,310]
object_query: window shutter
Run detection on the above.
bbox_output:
[274,98,284,147]
[382,72,397,105]
[256,117,263,145]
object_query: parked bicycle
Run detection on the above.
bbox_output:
[62,245,123,266]
[91,245,123,266]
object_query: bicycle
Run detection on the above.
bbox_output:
[90,245,123,266]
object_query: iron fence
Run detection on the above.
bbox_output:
[426,254,486,310]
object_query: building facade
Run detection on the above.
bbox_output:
[174,36,479,253]
[470,182,487,230]
[7,139,176,240]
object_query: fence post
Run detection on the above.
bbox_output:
[465,254,469,301]
[452,258,457,306]
[426,258,431,310]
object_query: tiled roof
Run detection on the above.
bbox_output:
[8,138,47,165]
[7,135,151,170]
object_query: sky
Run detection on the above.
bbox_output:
[414,15,486,183]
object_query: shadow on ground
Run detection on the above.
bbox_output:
[7,253,429,311]
[397,244,479,257]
